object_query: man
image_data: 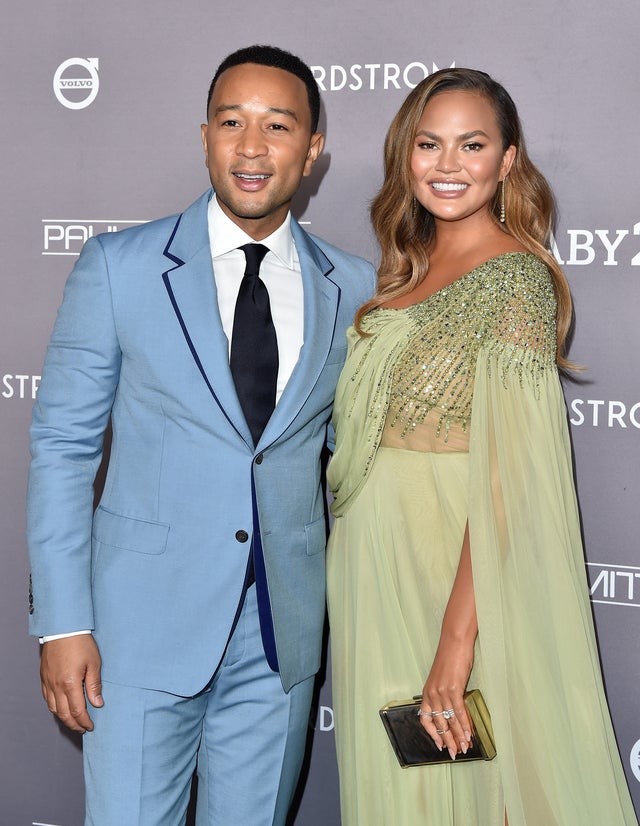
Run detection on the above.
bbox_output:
[27,44,376,825]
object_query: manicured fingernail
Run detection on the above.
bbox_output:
[436,742,443,751]
[464,730,472,741]
[448,747,457,760]
[460,741,468,754]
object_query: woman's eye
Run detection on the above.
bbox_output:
[463,142,483,152]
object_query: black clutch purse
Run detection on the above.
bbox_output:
[379,689,496,767]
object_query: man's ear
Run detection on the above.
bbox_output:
[303,132,325,176]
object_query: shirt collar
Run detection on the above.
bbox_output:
[208,193,295,268]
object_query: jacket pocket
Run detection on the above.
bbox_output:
[92,506,169,555]
[305,516,328,556]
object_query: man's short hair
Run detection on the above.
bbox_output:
[206,44,320,133]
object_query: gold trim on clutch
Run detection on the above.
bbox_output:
[379,689,496,768]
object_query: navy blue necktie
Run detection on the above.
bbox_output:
[230,244,279,446]
[230,246,280,669]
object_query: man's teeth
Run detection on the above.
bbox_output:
[431,182,467,191]
[235,173,270,180]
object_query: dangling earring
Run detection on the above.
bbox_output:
[411,196,418,218]
[499,179,506,223]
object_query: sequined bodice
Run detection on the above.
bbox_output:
[376,253,556,452]
[332,253,557,493]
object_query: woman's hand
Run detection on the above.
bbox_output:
[419,635,475,759]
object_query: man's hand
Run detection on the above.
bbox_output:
[40,635,103,733]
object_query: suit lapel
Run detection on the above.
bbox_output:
[162,196,340,449]
[259,220,340,446]
[162,191,253,445]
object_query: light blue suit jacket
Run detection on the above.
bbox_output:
[27,190,376,694]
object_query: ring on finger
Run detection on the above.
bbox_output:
[418,709,434,718]
[435,727,448,735]
[442,708,455,720]
[431,710,445,716]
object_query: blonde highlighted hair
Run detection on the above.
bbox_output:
[360,68,573,367]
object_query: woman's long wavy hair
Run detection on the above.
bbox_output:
[359,68,573,367]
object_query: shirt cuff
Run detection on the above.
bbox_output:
[39,630,92,644]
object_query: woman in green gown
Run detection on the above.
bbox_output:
[326,68,637,825]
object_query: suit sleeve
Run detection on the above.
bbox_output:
[27,236,122,636]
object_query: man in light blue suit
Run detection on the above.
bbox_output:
[27,45,376,825]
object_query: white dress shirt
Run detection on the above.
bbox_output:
[208,194,304,403]
[40,194,305,642]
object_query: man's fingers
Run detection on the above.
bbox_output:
[84,660,104,708]
[54,679,94,732]
[66,691,95,732]
[39,636,102,732]
[42,685,58,716]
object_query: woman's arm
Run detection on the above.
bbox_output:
[419,523,477,759]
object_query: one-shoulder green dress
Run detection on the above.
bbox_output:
[327,253,637,825]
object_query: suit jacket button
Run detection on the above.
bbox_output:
[255,453,264,465]
[235,530,249,543]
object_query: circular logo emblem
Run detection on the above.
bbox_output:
[53,58,100,110]
[631,739,640,783]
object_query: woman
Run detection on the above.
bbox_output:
[327,68,637,825]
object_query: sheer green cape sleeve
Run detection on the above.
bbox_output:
[329,310,414,517]
[469,348,636,825]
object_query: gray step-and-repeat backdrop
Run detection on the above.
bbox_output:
[2,1,639,823]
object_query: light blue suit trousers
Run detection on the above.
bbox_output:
[83,586,315,825]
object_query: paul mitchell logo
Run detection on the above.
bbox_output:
[43,219,148,256]
[53,58,100,110]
